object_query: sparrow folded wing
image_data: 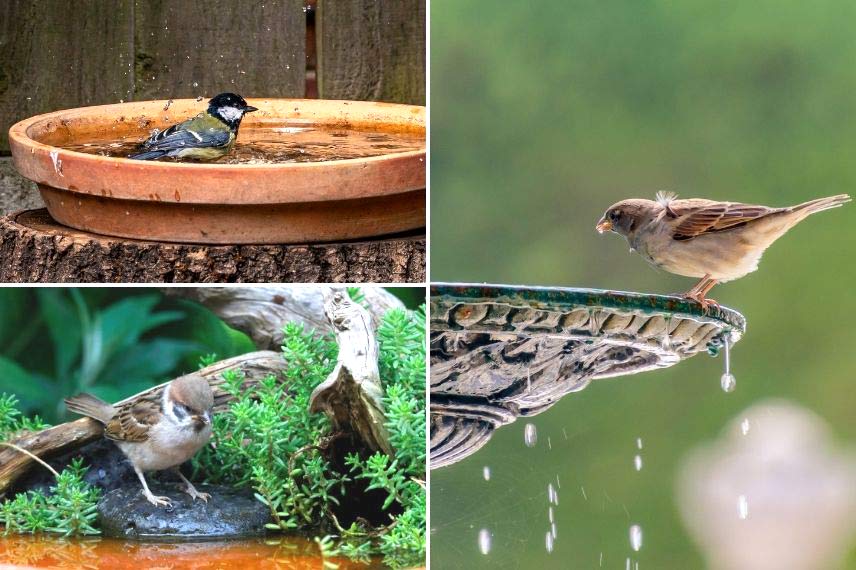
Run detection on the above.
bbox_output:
[671,202,784,241]
[105,396,160,442]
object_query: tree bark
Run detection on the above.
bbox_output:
[0,209,425,283]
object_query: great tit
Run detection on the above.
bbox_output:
[129,92,258,161]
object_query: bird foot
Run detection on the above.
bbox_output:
[682,292,719,310]
[143,491,173,507]
[183,482,211,503]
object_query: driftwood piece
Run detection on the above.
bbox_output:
[165,286,404,350]
[0,351,285,495]
[309,289,391,455]
[0,209,426,283]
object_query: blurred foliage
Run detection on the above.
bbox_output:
[431,1,856,568]
[193,304,427,568]
[0,289,255,423]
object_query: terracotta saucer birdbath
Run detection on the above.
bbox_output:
[8,99,424,244]
[429,283,746,468]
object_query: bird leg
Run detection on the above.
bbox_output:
[682,275,719,309]
[134,466,172,507]
[173,468,211,502]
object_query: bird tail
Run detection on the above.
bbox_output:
[64,393,115,424]
[791,194,851,216]
[128,149,167,161]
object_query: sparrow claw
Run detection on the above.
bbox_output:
[183,483,211,502]
[682,293,719,311]
[145,493,173,508]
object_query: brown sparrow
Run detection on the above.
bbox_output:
[65,375,214,507]
[596,192,851,307]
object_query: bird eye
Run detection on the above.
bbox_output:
[173,404,188,419]
[610,209,621,221]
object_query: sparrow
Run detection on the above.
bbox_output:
[128,92,258,161]
[596,192,851,307]
[65,375,214,507]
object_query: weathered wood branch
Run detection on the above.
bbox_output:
[164,286,403,350]
[0,351,285,495]
[309,288,391,455]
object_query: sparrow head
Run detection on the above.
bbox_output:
[165,375,214,432]
[207,92,258,128]
[596,199,658,238]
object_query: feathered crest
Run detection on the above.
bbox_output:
[655,191,678,207]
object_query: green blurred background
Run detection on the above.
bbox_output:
[431,1,856,568]
[0,287,423,424]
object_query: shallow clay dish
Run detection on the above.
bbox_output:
[8,99,425,244]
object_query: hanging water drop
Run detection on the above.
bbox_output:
[629,524,643,551]
[478,528,492,554]
[720,335,736,392]
[524,423,538,447]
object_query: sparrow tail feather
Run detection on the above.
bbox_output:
[791,194,851,216]
[64,393,115,424]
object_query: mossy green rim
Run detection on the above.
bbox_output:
[431,282,746,338]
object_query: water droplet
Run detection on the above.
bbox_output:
[482,466,491,481]
[545,531,554,552]
[738,495,749,519]
[478,528,491,554]
[634,455,643,471]
[524,423,538,447]
[548,483,555,504]
[741,418,750,435]
[629,524,643,551]
[721,373,736,393]
[192,81,199,88]
[547,436,552,450]
[551,522,557,539]
[548,506,554,523]
[580,486,588,501]
[636,437,643,449]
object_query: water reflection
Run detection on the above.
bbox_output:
[0,535,387,569]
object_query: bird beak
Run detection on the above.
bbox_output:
[596,218,613,234]
[192,413,211,426]
[244,105,258,113]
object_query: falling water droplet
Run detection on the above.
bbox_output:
[720,335,736,392]
[636,437,643,449]
[741,418,750,435]
[634,455,643,471]
[548,483,555,504]
[482,466,491,481]
[545,531,554,553]
[548,506,554,524]
[478,529,491,554]
[192,81,199,88]
[551,522,557,539]
[630,524,643,551]
[524,423,538,447]
[738,495,749,519]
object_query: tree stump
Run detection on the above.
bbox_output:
[0,209,425,283]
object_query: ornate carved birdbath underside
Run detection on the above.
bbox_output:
[429,283,746,468]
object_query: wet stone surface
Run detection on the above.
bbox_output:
[98,482,272,539]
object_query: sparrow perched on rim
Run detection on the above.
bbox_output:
[596,192,851,308]
[65,375,214,507]
[129,92,258,161]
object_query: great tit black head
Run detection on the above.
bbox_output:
[207,92,258,128]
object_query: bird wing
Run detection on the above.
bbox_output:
[669,199,785,241]
[104,393,162,442]
[140,115,232,152]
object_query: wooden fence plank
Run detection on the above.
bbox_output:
[316,0,425,105]
[0,0,134,151]
[133,0,306,101]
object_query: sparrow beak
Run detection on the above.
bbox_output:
[596,218,613,234]
[244,105,258,113]
[192,413,211,426]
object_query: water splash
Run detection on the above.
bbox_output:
[738,495,749,519]
[478,529,491,554]
[629,524,643,551]
[524,423,538,447]
[482,466,491,481]
[720,335,736,392]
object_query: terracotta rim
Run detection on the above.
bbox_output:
[8,98,425,205]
